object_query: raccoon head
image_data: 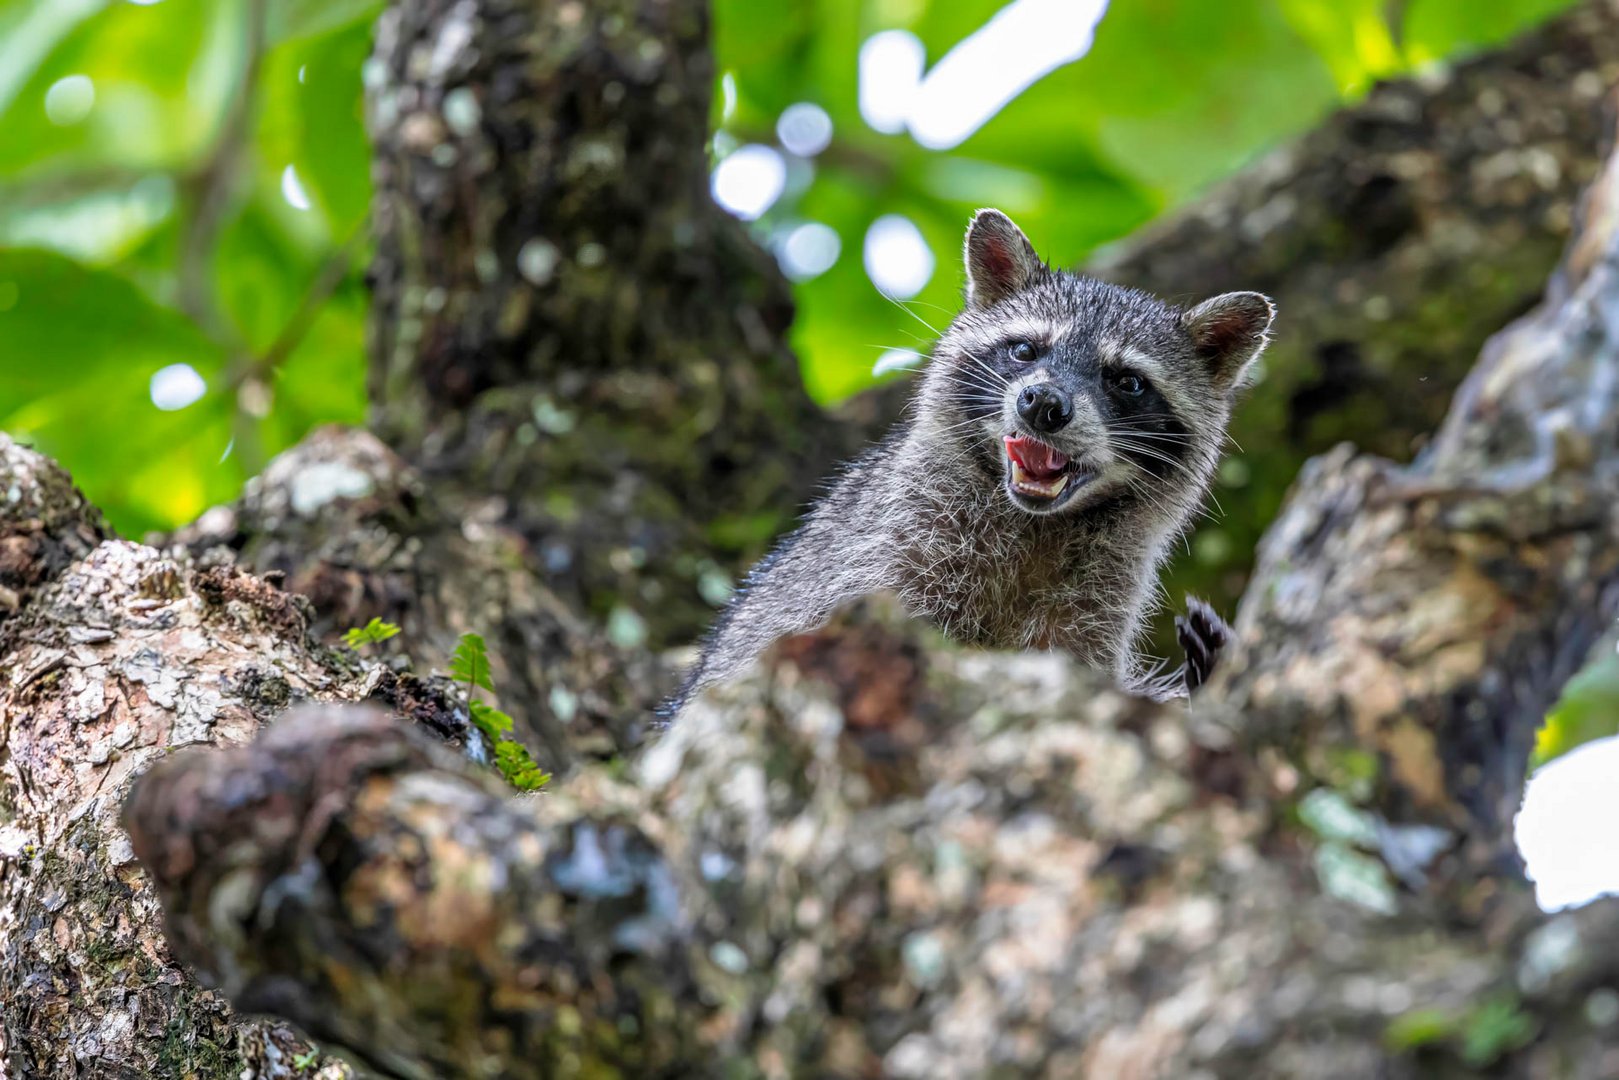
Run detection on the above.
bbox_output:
[919,209,1274,519]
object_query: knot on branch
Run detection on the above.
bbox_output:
[0,433,109,624]
[123,705,700,1077]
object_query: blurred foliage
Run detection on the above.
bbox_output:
[716,0,1579,401]
[0,0,1609,758]
[0,0,376,536]
[1535,643,1619,768]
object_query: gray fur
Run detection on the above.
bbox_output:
[667,209,1272,715]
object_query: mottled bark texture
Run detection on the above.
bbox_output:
[0,439,108,627]
[1088,0,1619,630]
[0,438,454,1076]
[168,427,659,771]
[122,706,698,1078]
[117,110,1619,1077]
[365,0,835,649]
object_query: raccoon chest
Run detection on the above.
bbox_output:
[893,535,1104,652]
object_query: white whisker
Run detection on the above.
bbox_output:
[879,290,945,338]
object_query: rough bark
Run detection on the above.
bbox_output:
[123,705,699,1078]
[0,447,408,1077]
[114,100,1619,1078]
[167,427,659,770]
[0,439,109,627]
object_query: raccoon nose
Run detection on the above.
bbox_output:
[1017,384,1073,434]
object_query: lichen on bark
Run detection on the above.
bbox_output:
[0,438,470,1078]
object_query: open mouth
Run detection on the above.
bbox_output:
[1004,435,1091,506]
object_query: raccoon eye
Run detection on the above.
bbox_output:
[1008,341,1037,363]
[1113,373,1146,396]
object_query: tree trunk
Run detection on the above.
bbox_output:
[8,0,1619,1077]
[364,0,837,648]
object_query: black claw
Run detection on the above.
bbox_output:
[1177,598,1232,696]
[1176,619,1207,672]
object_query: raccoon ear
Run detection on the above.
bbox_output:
[964,209,1041,309]
[1182,291,1275,391]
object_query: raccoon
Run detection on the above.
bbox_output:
[669,209,1270,715]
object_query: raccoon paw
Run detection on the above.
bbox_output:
[1175,598,1231,696]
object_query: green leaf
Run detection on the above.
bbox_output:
[1533,649,1619,767]
[493,738,551,792]
[468,699,514,738]
[258,17,374,232]
[451,640,550,793]
[1278,0,1401,94]
[342,617,400,648]
[0,0,242,179]
[450,631,496,693]
[0,0,107,122]
[0,213,365,533]
[1402,0,1580,63]
[214,198,320,350]
[1461,996,1537,1067]
[0,248,220,398]
[265,0,383,45]
[0,248,240,535]
[961,1,1337,201]
[0,174,178,266]
[209,188,368,474]
[450,629,549,790]
[1385,1007,1457,1052]
[263,289,369,443]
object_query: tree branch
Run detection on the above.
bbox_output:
[1217,131,1619,872]
[177,0,268,349]
[1089,0,1619,630]
[122,706,701,1078]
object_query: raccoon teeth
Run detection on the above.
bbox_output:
[1011,462,1070,499]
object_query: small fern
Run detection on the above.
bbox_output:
[454,631,551,792]
[494,739,552,792]
[343,617,401,649]
[449,630,496,691]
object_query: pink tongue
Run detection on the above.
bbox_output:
[1004,436,1069,478]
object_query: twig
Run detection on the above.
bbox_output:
[177,0,268,349]
[241,219,370,387]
